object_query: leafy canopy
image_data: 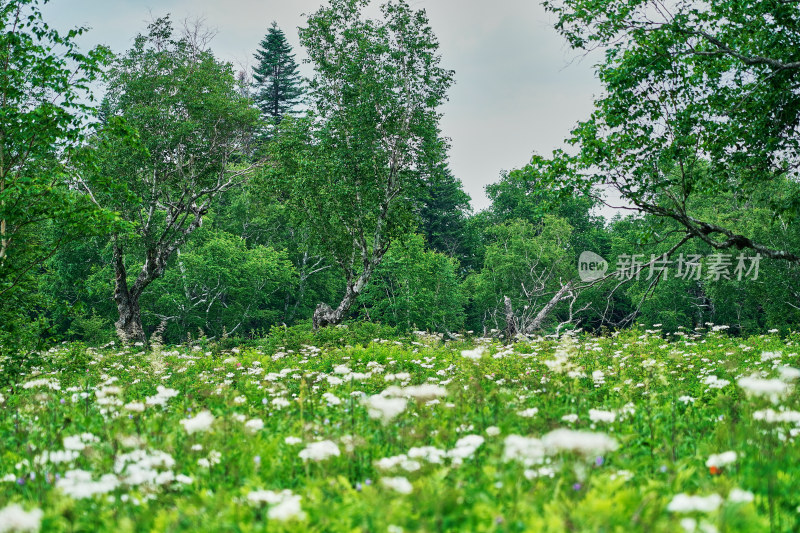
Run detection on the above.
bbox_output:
[267,0,454,289]
[542,0,800,262]
[0,0,116,302]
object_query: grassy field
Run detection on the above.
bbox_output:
[1,326,799,532]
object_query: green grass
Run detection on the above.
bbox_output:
[1,327,799,532]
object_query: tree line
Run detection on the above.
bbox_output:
[1,0,799,350]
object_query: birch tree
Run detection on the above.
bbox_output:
[266,0,453,329]
[89,17,260,343]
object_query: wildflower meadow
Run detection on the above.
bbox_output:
[2,326,800,532]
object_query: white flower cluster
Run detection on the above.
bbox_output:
[0,504,43,533]
[114,449,178,486]
[541,429,618,456]
[247,489,305,521]
[542,335,583,376]
[180,410,215,434]
[363,395,407,423]
[22,378,61,391]
[460,347,485,360]
[667,493,723,513]
[503,435,546,467]
[56,470,120,499]
[298,440,340,462]
[588,409,616,424]
[145,386,179,407]
[381,476,413,494]
[737,375,793,403]
[703,375,730,389]
[448,435,484,462]
[705,451,736,469]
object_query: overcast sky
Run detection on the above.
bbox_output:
[43,0,602,212]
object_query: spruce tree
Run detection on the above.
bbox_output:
[252,22,303,125]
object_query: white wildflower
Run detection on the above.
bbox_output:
[727,488,754,503]
[705,451,737,469]
[144,386,179,407]
[0,504,43,532]
[407,446,447,464]
[363,395,407,423]
[34,450,78,466]
[322,392,341,405]
[380,476,413,494]
[244,418,264,433]
[460,348,485,360]
[778,367,800,381]
[589,409,616,423]
[402,384,447,401]
[375,455,421,472]
[667,493,723,513]
[299,440,340,462]
[268,493,305,521]
[124,402,145,413]
[737,376,793,402]
[703,376,730,389]
[62,433,99,451]
[247,489,306,521]
[22,378,60,391]
[503,435,545,466]
[180,411,215,434]
[753,409,800,423]
[207,450,221,466]
[56,470,119,499]
[448,435,484,460]
[541,428,618,456]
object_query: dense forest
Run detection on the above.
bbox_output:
[2,0,799,351]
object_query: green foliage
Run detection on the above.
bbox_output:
[41,234,114,337]
[98,16,260,221]
[71,311,115,346]
[264,0,454,321]
[0,0,118,341]
[466,217,575,333]
[359,234,465,332]
[88,15,262,341]
[541,0,800,261]
[603,185,800,334]
[417,164,473,265]
[259,320,402,352]
[252,21,303,126]
[144,227,296,341]
[485,158,609,259]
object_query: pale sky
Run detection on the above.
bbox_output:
[43,0,602,212]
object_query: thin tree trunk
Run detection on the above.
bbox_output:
[112,242,146,344]
[0,170,7,267]
[504,296,517,339]
[287,252,309,323]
